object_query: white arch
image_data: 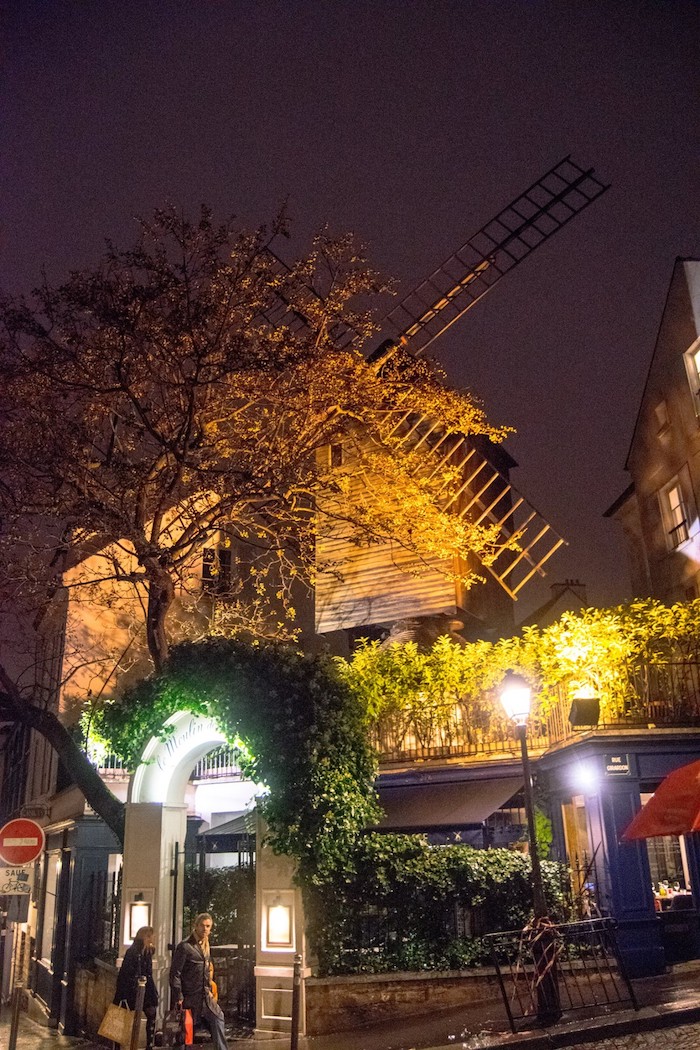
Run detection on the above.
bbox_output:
[122,710,230,1011]
[130,710,227,806]
[123,707,304,1037]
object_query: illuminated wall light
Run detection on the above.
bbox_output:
[262,890,295,951]
[571,762,599,794]
[128,896,152,939]
[267,903,292,947]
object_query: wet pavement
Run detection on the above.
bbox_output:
[3,961,700,1050]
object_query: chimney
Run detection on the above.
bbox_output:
[550,579,588,605]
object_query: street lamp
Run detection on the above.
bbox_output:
[500,670,547,918]
[500,669,561,1025]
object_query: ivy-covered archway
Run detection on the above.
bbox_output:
[98,637,380,886]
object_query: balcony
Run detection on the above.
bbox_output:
[373,660,700,768]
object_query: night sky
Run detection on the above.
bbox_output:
[3,1,699,616]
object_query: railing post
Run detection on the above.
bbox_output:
[7,981,23,1050]
[129,977,147,1050]
[290,952,302,1050]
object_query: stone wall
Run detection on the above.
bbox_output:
[74,961,118,1039]
[304,967,501,1036]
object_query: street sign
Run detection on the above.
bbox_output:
[605,753,631,777]
[0,818,45,866]
[0,866,32,894]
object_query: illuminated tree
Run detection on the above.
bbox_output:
[0,205,506,838]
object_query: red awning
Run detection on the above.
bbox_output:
[622,759,700,841]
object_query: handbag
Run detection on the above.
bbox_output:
[98,1001,135,1045]
[162,1007,185,1048]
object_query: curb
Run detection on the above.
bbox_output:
[422,1002,700,1049]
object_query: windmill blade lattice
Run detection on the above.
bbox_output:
[383,156,609,360]
[371,157,608,597]
[384,410,566,600]
[260,157,608,601]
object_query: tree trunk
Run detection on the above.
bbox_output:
[0,673,125,845]
[145,568,175,674]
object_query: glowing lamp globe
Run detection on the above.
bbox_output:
[500,670,532,726]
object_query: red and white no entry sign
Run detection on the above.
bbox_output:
[0,818,45,866]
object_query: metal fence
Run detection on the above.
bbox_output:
[81,866,122,962]
[211,945,256,1025]
[485,917,638,1033]
[190,746,244,781]
[373,659,700,765]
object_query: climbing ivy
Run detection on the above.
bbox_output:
[92,599,700,972]
[95,637,381,887]
[309,833,569,974]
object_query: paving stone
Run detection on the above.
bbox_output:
[573,1022,700,1049]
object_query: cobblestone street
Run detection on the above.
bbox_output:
[571,1022,700,1049]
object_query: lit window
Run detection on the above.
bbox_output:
[665,483,689,549]
[683,338,700,416]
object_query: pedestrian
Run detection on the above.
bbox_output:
[114,925,159,1050]
[170,912,227,1050]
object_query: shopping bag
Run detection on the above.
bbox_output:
[183,1009,194,1046]
[98,1001,134,1045]
[162,1007,185,1048]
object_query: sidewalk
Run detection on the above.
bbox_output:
[4,962,700,1050]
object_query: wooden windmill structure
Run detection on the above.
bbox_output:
[267,157,609,639]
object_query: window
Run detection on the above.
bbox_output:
[201,546,232,594]
[683,338,700,415]
[654,400,670,435]
[664,482,689,549]
[40,851,61,963]
[640,792,692,899]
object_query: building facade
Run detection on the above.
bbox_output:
[606,258,700,602]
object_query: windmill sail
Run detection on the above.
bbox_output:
[257,158,609,625]
[356,157,609,605]
[383,156,609,359]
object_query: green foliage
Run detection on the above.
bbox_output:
[309,833,569,974]
[96,636,380,889]
[92,598,700,973]
[534,806,554,859]
[343,598,700,729]
[183,865,255,945]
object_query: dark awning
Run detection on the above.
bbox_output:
[198,811,256,852]
[377,776,523,830]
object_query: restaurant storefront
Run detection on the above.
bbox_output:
[541,733,700,976]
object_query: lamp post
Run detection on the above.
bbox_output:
[500,670,561,1025]
[500,671,547,918]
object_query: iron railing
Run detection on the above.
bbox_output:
[211,945,256,1025]
[87,745,245,782]
[80,865,122,962]
[89,750,129,780]
[486,917,638,1033]
[374,660,700,765]
[191,746,244,781]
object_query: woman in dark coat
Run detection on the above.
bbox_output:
[114,926,159,1049]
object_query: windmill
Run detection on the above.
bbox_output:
[264,157,609,635]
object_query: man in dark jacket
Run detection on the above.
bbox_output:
[170,913,227,1050]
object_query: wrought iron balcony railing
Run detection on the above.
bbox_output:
[373,660,700,767]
